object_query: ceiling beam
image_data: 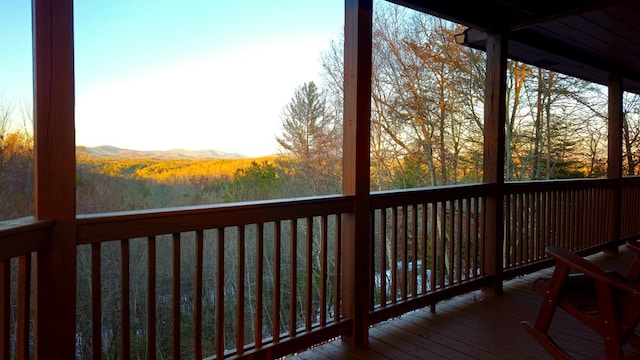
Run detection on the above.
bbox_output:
[385,0,510,31]
[510,28,640,83]
[385,0,628,31]
[458,27,640,90]
[504,0,631,31]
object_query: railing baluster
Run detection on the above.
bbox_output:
[0,259,9,360]
[456,199,463,284]
[588,189,594,247]
[411,205,418,296]
[583,189,589,247]
[505,194,512,267]
[91,243,102,359]
[121,239,130,360]
[562,190,568,248]
[552,190,557,249]
[305,217,313,331]
[480,196,487,273]
[420,204,427,293]
[273,221,281,343]
[567,190,574,249]
[465,199,471,281]
[517,193,522,264]
[216,228,225,358]
[448,200,454,286]
[401,206,408,301]
[575,190,581,249]
[523,193,529,262]
[439,202,446,288]
[391,207,397,303]
[379,209,386,306]
[236,226,245,355]
[194,230,204,359]
[535,192,542,260]
[562,191,569,249]
[574,190,579,249]
[289,220,297,338]
[604,188,610,242]
[147,236,157,360]
[543,191,549,253]
[472,198,478,279]
[17,255,30,360]
[320,216,328,326]
[518,193,524,264]
[518,192,529,266]
[514,194,520,266]
[571,190,576,249]
[524,192,529,262]
[551,190,557,249]
[594,188,600,246]
[256,223,264,347]
[171,234,180,359]
[334,215,341,321]
[430,202,437,293]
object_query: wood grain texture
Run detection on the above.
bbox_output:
[342,0,373,347]
[483,32,508,293]
[32,0,77,357]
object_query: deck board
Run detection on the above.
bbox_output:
[292,248,640,359]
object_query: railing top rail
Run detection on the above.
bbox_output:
[76,195,354,244]
[504,178,614,193]
[371,183,493,208]
[622,176,640,186]
[0,217,54,260]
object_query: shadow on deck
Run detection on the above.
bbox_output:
[294,248,640,359]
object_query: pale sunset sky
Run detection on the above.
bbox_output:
[1,0,344,157]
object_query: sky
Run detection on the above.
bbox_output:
[1,0,344,157]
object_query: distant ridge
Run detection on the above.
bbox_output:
[77,145,247,160]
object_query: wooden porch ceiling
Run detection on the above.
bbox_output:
[386,0,640,93]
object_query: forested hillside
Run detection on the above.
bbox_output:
[6,5,640,220]
[4,5,640,357]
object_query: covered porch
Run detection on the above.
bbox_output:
[2,0,640,359]
[293,248,640,359]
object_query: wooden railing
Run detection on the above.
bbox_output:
[75,196,353,359]
[369,184,493,324]
[2,179,640,359]
[0,218,53,360]
[503,179,617,278]
[621,177,640,239]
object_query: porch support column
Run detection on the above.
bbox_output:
[607,75,623,245]
[342,0,372,347]
[33,0,77,358]
[483,32,508,294]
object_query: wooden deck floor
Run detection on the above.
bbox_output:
[293,248,640,360]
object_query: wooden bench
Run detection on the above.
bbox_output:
[521,242,640,359]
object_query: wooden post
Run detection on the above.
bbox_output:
[32,0,77,358]
[342,0,372,347]
[607,75,623,247]
[483,32,507,294]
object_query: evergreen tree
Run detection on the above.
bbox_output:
[276,82,341,195]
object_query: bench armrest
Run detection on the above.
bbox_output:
[546,246,640,298]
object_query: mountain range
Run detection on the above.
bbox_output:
[77,145,247,160]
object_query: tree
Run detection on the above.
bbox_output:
[222,161,285,202]
[0,98,33,221]
[370,6,486,187]
[623,93,640,175]
[276,82,341,195]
